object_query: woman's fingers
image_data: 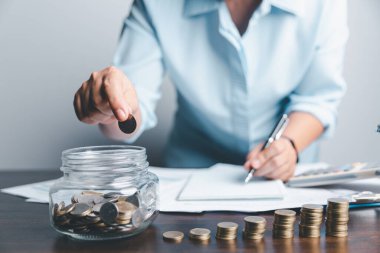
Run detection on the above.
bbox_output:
[73,66,137,125]
[245,138,297,181]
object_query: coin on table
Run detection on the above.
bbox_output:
[163,231,184,243]
[274,209,296,217]
[99,202,119,225]
[217,222,239,230]
[118,115,137,134]
[216,222,238,240]
[189,228,211,241]
[70,203,92,217]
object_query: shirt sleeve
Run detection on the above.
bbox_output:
[285,0,349,139]
[113,0,164,142]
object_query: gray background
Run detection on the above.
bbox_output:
[0,0,379,170]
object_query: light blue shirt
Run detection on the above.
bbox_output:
[113,0,348,167]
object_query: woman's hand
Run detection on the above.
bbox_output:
[74,66,139,125]
[244,138,298,181]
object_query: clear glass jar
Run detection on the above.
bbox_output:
[49,145,159,240]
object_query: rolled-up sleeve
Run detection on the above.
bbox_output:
[113,0,164,142]
[285,0,349,139]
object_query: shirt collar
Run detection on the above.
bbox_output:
[183,0,304,17]
[270,0,305,16]
[183,0,221,17]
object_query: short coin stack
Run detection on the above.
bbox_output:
[272,210,296,238]
[243,216,266,240]
[163,231,184,243]
[299,204,324,237]
[52,191,144,235]
[189,228,211,242]
[216,222,239,240]
[326,198,349,237]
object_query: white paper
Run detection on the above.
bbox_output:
[179,164,285,201]
[2,163,374,213]
[160,187,343,213]
[1,179,55,203]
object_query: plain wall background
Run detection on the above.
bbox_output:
[0,0,379,170]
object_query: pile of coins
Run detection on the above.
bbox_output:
[326,198,350,237]
[299,204,324,237]
[216,222,239,240]
[189,228,211,241]
[163,231,184,243]
[52,191,144,235]
[272,210,296,238]
[243,216,266,240]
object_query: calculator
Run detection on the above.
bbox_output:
[287,162,380,187]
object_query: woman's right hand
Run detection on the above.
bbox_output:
[74,66,139,126]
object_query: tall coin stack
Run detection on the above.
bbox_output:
[243,216,266,240]
[215,222,239,240]
[326,198,349,237]
[272,210,296,238]
[299,204,323,237]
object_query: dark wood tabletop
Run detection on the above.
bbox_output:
[0,170,379,253]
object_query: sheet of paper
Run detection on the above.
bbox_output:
[178,164,286,200]
[160,187,345,213]
[2,163,375,213]
[1,179,55,203]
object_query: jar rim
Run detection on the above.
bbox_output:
[62,145,146,156]
[61,145,148,173]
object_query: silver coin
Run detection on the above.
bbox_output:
[70,203,91,217]
[104,192,122,199]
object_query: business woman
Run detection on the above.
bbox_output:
[73,0,348,181]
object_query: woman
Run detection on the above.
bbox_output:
[73,0,348,181]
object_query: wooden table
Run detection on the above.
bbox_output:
[1,170,379,253]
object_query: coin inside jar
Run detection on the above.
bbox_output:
[99,202,119,225]
[70,203,92,217]
[118,115,137,134]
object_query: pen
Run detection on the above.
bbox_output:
[244,114,290,184]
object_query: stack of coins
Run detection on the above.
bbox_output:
[326,198,349,237]
[299,204,324,237]
[243,216,266,240]
[189,228,211,241]
[52,191,146,235]
[163,231,184,243]
[272,210,296,238]
[215,222,239,240]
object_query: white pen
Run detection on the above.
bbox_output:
[244,114,289,184]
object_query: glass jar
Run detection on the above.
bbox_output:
[49,145,159,240]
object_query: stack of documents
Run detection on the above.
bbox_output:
[3,163,377,213]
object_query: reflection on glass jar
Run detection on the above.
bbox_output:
[49,145,159,240]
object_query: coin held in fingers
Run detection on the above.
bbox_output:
[118,114,137,134]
